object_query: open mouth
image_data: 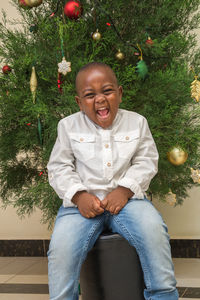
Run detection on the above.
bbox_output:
[96,108,110,118]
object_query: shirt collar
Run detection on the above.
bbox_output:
[82,110,122,131]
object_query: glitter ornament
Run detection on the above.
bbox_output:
[92,29,101,41]
[64,1,82,20]
[167,146,188,166]
[58,57,71,76]
[190,168,200,184]
[30,66,38,103]
[190,75,200,102]
[115,49,124,60]
[25,0,43,7]
[165,190,176,206]
[2,65,12,74]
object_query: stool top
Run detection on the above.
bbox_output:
[99,231,124,241]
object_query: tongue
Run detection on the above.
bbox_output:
[97,109,109,116]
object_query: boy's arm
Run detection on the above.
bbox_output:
[117,116,159,198]
[47,120,87,207]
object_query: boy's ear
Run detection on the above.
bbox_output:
[118,86,123,103]
[75,96,82,110]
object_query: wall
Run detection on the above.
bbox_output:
[0,1,200,239]
[153,187,200,239]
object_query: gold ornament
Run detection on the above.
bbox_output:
[30,66,37,104]
[25,0,43,7]
[92,29,101,41]
[190,168,200,184]
[190,75,200,102]
[167,146,188,166]
[115,49,124,60]
[165,189,176,206]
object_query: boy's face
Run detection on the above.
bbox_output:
[75,66,122,129]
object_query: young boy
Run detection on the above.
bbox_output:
[47,62,178,300]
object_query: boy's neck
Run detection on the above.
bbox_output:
[82,110,121,130]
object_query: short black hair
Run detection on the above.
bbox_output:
[75,62,118,94]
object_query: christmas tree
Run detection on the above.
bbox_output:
[1,0,200,226]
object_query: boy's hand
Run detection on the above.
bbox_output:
[72,191,104,218]
[101,186,134,215]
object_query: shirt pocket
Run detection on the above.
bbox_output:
[70,134,96,162]
[114,130,140,159]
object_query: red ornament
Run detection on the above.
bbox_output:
[57,73,63,93]
[18,0,29,8]
[2,65,12,74]
[64,1,82,20]
[146,37,154,46]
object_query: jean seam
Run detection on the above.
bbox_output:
[113,215,152,291]
[72,217,104,300]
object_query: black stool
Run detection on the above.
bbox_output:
[80,231,145,300]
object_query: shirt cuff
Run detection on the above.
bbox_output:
[63,183,87,207]
[118,177,144,199]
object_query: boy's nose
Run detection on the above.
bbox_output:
[95,93,106,103]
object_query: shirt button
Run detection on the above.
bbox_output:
[107,162,111,167]
[80,138,84,142]
[105,144,109,148]
[125,136,130,140]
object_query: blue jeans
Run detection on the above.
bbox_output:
[48,198,178,300]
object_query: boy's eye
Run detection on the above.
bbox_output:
[84,93,95,98]
[104,89,113,94]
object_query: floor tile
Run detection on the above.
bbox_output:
[19,258,48,275]
[0,294,49,300]
[0,257,199,299]
[0,258,39,275]
[173,258,200,287]
[6,275,48,284]
[177,278,200,288]
[0,275,15,284]
[0,257,16,270]
[0,283,48,294]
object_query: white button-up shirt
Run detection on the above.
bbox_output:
[47,109,159,207]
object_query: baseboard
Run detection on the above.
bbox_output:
[0,240,49,257]
[170,239,200,258]
[0,239,200,257]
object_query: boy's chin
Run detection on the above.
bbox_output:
[95,112,113,128]
[95,119,113,129]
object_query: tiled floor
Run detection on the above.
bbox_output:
[0,257,199,299]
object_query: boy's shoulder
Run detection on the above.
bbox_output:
[58,111,83,128]
[59,111,81,123]
[119,109,146,122]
